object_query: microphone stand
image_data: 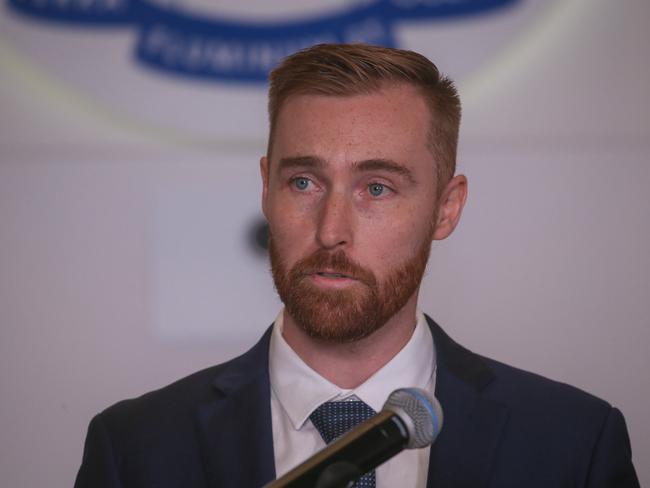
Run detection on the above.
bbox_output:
[314,461,363,488]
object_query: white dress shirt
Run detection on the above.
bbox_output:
[269,310,436,488]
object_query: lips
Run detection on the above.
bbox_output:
[311,268,355,279]
[308,270,358,288]
[288,250,375,286]
[316,272,350,279]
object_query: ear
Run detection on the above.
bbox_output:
[260,156,270,219]
[433,174,468,241]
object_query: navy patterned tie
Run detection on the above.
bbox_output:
[309,400,377,488]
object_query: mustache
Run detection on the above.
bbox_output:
[290,249,376,285]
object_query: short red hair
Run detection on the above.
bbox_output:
[267,43,461,191]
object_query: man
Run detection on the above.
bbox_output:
[75,44,639,487]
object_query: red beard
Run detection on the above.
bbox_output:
[269,234,432,343]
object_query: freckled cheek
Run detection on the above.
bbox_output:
[268,204,318,257]
[359,215,421,264]
[269,192,319,222]
[358,218,403,250]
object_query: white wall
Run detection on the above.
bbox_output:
[1,0,649,486]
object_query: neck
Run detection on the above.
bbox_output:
[281,295,419,389]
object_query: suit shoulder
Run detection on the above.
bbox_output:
[97,328,272,435]
[427,316,612,416]
[111,362,220,409]
[96,361,224,436]
[477,355,639,484]
[479,354,613,420]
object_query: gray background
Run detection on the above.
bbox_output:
[1,0,649,486]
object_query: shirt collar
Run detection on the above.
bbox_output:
[269,309,435,430]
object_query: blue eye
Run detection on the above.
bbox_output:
[293,177,310,191]
[368,183,386,197]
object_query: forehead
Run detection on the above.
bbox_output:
[271,84,434,171]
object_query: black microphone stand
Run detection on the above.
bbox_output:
[314,461,363,488]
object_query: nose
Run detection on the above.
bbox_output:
[315,190,353,250]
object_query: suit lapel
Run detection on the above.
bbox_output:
[426,317,509,488]
[195,328,276,488]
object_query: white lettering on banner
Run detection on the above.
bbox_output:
[140,27,340,74]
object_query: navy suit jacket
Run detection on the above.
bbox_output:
[75,317,639,487]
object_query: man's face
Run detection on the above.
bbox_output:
[262,84,443,343]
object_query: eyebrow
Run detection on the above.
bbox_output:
[277,155,325,171]
[353,159,416,184]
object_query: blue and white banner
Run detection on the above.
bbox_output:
[8,0,519,82]
[1,0,559,140]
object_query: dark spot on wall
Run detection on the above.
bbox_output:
[248,217,269,256]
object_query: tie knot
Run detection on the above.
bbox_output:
[309,399,376,444]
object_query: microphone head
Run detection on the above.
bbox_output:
[383,388,443,449]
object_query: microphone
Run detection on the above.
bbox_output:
[264,388,443,488]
